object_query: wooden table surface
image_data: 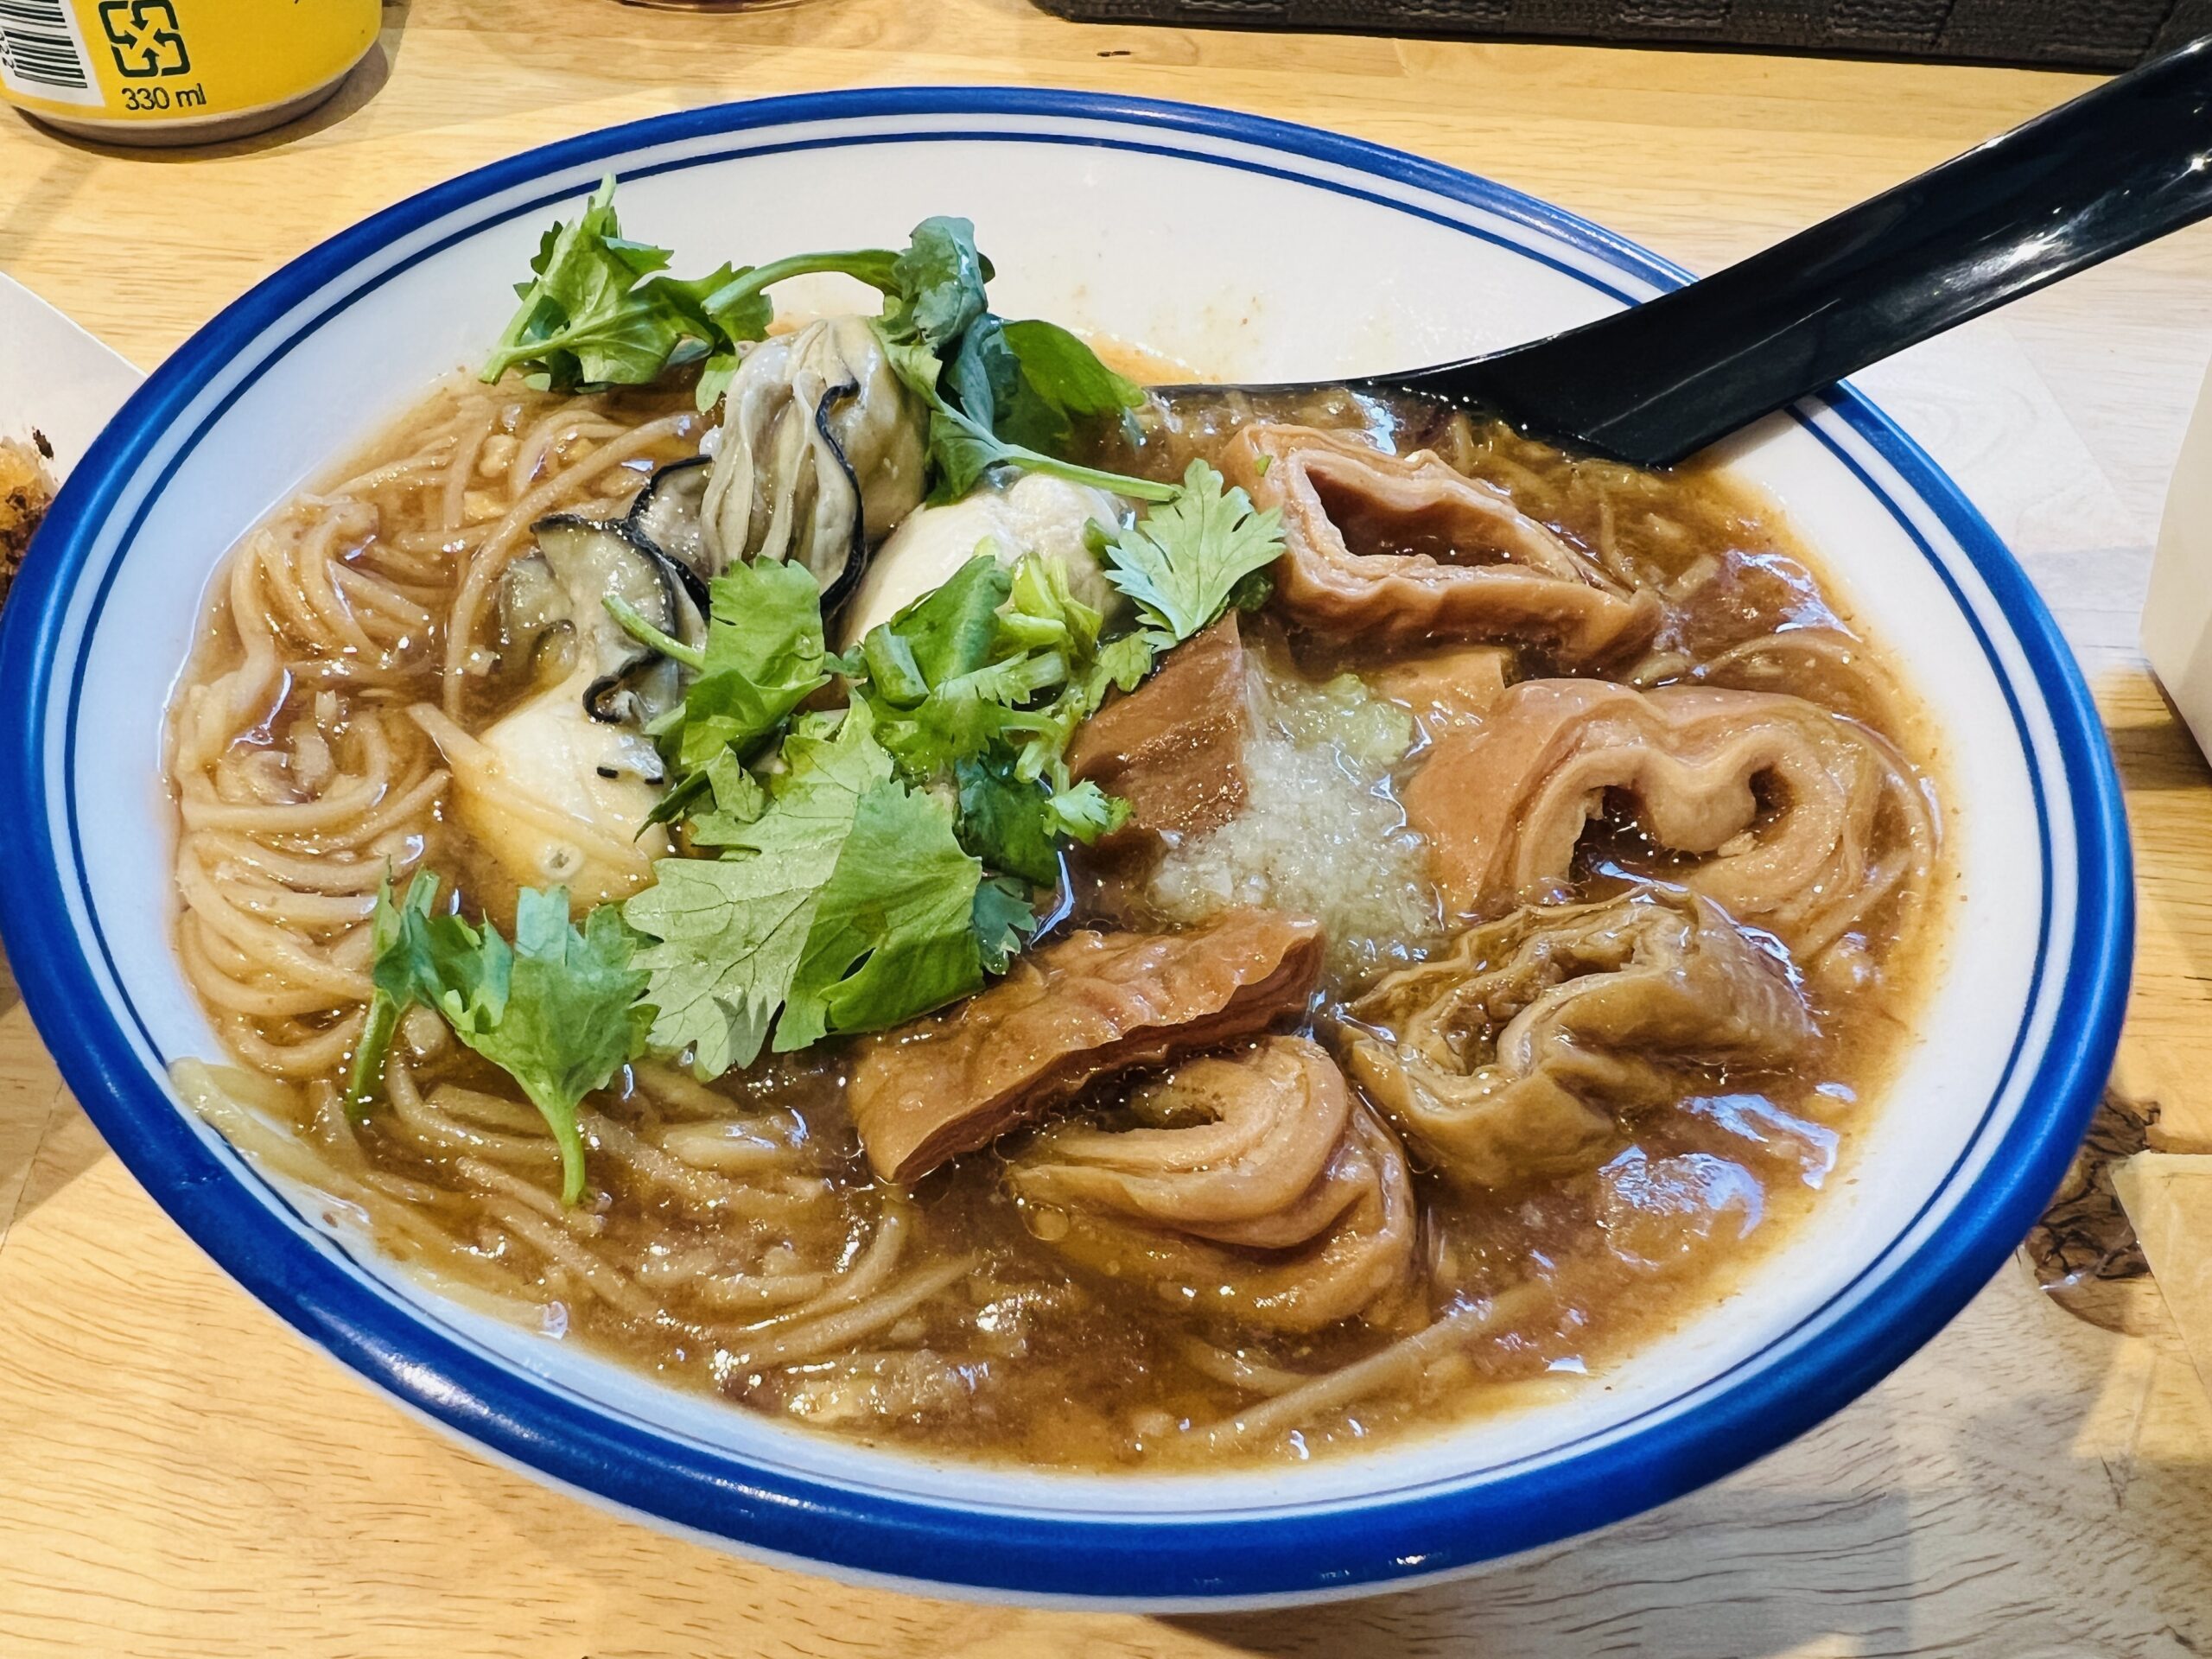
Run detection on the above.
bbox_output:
[7,3,2212,1653]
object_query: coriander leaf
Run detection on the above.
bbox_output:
[484,180,941,407]
[344,871,442,1117]
[649,557,831,792]
[697,247,901,359]
[435,891,652,1205]
[700,279,773,348]
[855,554,1084,781]
[1227,567,1274,615]
[924,408,1014,505]
[869,648,1069,779]
[872,553,1008,686]
[624,705,890,1077]
[774,775,986,1050]
[1101,459,1285,645]
[875,322,1179,507]
[349,876,647,1204]
[882,217,992,351]
[1001,629,1154,789]
[876,328,946,399]
[1043,779,1131,842]
[946,315,1022,438]
[929,401,1179,507]
[686,749,769,847]
[859,626,931,708]
[703,560,832,691]
[1088,630,1160,699]
[948,315,1088,458]
[1000,318,1145,421]
[1003,548,1102,660]
[641,766,714,834]
[695,350,741,410]
[973,874,1039,976]
[955,751,1062,885]
[481,176,739,391]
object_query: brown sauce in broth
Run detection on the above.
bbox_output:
[167,371,1942,1470]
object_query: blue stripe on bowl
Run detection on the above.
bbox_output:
[0,87,2131,1605]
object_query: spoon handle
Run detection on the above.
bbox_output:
[1411,36,2212,467]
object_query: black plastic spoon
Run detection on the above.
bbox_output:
[1171,35,2212,469]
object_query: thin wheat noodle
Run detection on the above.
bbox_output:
[583,1109,823,1217]
[430,1083,552,1136]
[715,1256,979,1371]
[455,1155,606,1236]
[485,1197,657,1321]
[178,925,353,1020]
[174,856,372,1000]
[215,1012,362,1077]
[443,401,499,531]
[193,832,398,894]
[174,1061,480,1267]
[633,1059,789,1122]
[657,1122,796,1173]
[1203,1285,1548,1449]
[752,1204,911,1330]
[385,1059,556,1166]
[509,410,633,499]
[692,1271,834,1313]
[1176,1338,1313,1398]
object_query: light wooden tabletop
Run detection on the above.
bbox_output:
[6,3,2212,1653]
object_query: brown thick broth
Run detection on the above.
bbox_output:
[168,372,1942,1469]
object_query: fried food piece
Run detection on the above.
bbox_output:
[0,433,56,613]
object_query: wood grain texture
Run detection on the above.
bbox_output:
[5,2,2212,1651]
[2118,1154,2212,1404]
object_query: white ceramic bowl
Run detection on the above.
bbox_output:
[0,90,2130,1608]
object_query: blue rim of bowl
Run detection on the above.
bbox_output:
[0,87,2132,1605]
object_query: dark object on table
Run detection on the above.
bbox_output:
[0,431,55,617]
[2024,1084,2159,1335]
[1039,0,2209,72]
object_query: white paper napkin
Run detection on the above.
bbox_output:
[2145,356,2212,763]
[0,270,143,480]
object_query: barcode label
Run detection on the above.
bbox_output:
[0,0,100,105]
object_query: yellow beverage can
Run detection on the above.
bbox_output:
[0,0,379,145]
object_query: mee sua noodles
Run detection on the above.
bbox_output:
[164,182,1942,1467]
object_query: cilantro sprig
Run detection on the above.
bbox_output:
[347,876,652,1205]
[480,178,739,397]
[1098,459,1283,646]
[484,177,1165,498]
[622,701,1015,1073]
[608,557,841,828]
[481,180,976,410]
[606,535,1192,1079]
[854,550,1140,864]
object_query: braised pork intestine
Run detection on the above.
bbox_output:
[1009,1038,1416,1332]
[1401,678,1936,969]
[1346,887,1817,1190]
[1217,423,1661,661]
[847,909,1325,1184]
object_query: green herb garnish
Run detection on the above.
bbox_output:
[1098,459,1285,647]
[611,557,835,827]
[623,700,1007,1072]
[349,876,651,1205]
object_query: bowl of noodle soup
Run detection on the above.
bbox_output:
[0,90,2129,1605]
